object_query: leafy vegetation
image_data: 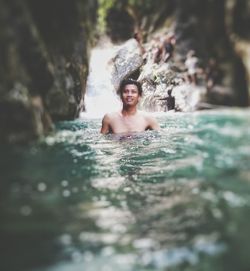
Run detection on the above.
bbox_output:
[97,0,164,33]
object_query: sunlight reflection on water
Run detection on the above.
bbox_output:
[1,109,250,271]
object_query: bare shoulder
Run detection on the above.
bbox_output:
[101,112,119,134]
[102,112,119,121]
[139,111,156,120]
[140,111,160,130]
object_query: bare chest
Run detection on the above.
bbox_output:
[110,115,148,134]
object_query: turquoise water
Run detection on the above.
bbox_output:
[1,109,250,271]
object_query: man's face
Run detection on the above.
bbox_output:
[121,84,140,107]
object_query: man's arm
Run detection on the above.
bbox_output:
[100,114,111,134]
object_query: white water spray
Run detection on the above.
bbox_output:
[80,45,122,119]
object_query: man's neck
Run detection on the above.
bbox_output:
[121,106,137,116]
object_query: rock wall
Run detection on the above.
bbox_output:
[0,0,97,143]
[174,0,249,107]
[102,0,249,108]
[226,0,250,105]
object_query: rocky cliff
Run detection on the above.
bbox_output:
[101,0,250,110]
[0,0,97,143]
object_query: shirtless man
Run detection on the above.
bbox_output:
[100,79,160,134]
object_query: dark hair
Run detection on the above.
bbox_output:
[118,78,142,96]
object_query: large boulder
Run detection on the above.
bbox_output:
[110,39,144,91]
[137,49,208,112]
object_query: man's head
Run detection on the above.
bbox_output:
[118,78,142,96]
[118,78,142,107]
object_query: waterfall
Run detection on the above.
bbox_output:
[80,45,122,119]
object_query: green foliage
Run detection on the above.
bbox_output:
[97,0,163,33]
[97,0,118,33]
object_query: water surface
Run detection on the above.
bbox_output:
[1,109,250,271]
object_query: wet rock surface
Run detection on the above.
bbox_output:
[110,39,144,91]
